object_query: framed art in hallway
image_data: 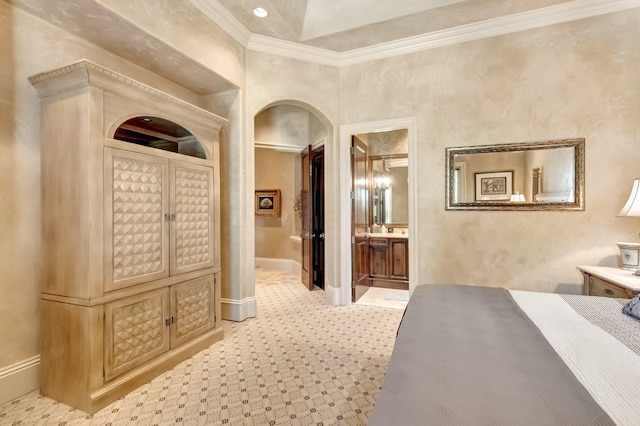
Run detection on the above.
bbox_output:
[475,171,513,201]
[255,189,281,217]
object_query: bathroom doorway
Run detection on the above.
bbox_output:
[340,117,418,305]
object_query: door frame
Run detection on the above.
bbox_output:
[339,117,418,305]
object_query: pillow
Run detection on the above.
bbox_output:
[622,293,640,320]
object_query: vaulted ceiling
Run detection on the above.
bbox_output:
[212,0,585,51]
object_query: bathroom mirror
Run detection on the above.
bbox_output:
[370,154,408,225]
[445,138,584,211]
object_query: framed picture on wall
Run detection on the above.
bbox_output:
[474,171,513,201]
[255,189,281,217]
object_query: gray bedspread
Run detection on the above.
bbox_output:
[368,284,615,426]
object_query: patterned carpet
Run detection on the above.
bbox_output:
[0,269,403,425]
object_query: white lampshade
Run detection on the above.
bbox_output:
[618,179,640,216]
[509,191,526,202]
[617,179,640,271]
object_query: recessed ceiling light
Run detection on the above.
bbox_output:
[253,7,268,18]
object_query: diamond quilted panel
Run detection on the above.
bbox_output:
[112,295,165,368]
[175,167,211,268]
[112,156,164,281]
[175,279,211,338]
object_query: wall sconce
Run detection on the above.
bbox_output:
[617,179,640,271]
[509,191,526,202]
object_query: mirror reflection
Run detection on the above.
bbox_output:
[370,155,408,224]
[446,139,584,211]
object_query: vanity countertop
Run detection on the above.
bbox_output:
[368,233,408,239]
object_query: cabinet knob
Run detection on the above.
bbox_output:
[604,289,614,295]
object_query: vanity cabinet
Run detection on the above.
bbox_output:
[369,239,389,278]
[389,239,408,280]
[369,238,409,289]
[30,61,226,413]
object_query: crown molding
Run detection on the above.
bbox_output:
[189,0,251,46]
[195,0,640,68]
[247,35,340,66]
[338,0,640,66]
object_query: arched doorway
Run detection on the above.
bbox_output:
[253,102,333,295]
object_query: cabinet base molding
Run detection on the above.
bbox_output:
[370,279,409,290]
[42,327,223,414]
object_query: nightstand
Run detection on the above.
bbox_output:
[578,266,640,299]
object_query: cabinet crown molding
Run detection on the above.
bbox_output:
[28,60,227,130]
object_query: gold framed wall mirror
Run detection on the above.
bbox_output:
[370,154,409,226]
[445,138,585,211]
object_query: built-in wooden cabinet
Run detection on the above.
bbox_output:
[30,61,227,413]
[369,238,388,278]
[369,238,409,289]
[389,239,408,280]
[104,275,216,381]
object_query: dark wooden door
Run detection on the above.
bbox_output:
[301,146,313,290]
[311,147,325,289]
[352,136,369,302]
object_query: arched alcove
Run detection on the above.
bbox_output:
[251,100,337,303]
[113,116,206,159]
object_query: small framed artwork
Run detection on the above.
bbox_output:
[255,189,281,217]
[475,171,513,201]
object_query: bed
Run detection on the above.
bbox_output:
[369,284,640,425]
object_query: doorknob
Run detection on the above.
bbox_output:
[319,233,325,239]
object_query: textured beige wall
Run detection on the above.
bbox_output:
[341,9,640,293]
[363,129,408,156]
[255,105,313,146]
[254,150,298,261]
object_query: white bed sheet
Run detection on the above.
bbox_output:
[511,291,640,426]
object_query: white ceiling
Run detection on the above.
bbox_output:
[212,0,576,51]
[300,0,467,40]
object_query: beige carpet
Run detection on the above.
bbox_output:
[0,269,403,425]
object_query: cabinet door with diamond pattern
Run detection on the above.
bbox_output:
[169,161,215,275]
[170,275,215,347]
[104,148,170,291]
[104,288,170,381]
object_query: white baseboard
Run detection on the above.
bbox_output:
[0,355,40,405]
[324,284,342,306]
[221,297,257,321]
[255,257,301,276]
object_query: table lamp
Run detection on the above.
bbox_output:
[509,191,526,202]
[617,179,640,271]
